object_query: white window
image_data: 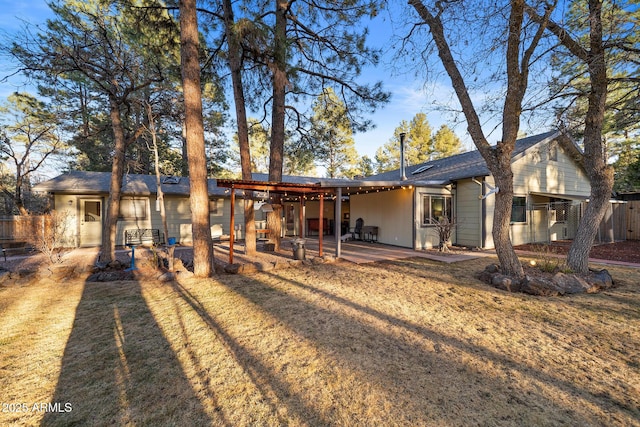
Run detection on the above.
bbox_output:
[550,198,569,222]
[511,196,527,223]
[423,195,452,225]
[209,198,224,216]
[119,198,147,219]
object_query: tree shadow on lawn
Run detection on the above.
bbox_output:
[158,268,619,426]
[42,278,217,426]
[217,267,637,425]
[166,280,330,426]
[377,258,640,395]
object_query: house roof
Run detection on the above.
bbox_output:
[34,131,577,197]
[366,130,568,184]
[32,171,229,196]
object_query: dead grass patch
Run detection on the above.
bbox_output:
[1,257,639,426]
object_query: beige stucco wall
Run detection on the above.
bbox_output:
[54,193,249,247]
[156,195,245,244]
[350,188,413,247]
[414,186,456,249]
[53,194,83,247]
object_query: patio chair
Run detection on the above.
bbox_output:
[351,217,364,241]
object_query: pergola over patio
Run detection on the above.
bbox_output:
[215,178,338,264]
[216,178,429,264]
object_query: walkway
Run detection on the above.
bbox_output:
[3,240,638,269]
[299,238,488,264]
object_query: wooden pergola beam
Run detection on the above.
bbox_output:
[216,179,337,263]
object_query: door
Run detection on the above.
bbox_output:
[80,199,102,246]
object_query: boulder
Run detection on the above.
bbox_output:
[158,272,176,282]
[273,261,291,270]
[588,269,614,291]
[175,269,195,280]
[552,272,594,294]
[521,275,563,296]
[224,263,240,274]
[485,264,501,274]
[239,263,258,274]
[254,261,275,272]
[0,270,12,285]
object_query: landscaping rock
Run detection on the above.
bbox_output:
[86,270,135,282]
[273,261,291,270]
[158,272,176,282]
[491,274,512,291]
[224,263,240,274]
[477,262,616,296]
[521,275,562,297]
[588,269,614,291]
[552,272,593,294]
[0,270,12,285]
[235,263,255,274]
[108,260,123,269]
[485,264,500,274]
[254,261,274,272]
[175,269,195,279]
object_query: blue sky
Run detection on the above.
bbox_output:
[0,1,490,166]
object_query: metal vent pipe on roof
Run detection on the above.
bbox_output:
[400,132,407,181]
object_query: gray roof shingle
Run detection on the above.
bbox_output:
[367,130,560,184]
[33,171,228,196]
[34,132,571,195]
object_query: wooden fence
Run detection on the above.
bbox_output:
[0,216,48,242]
[625,201,640,240]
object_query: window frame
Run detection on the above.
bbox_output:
[422,194,453,226]
[550,198,569,223]
[209,198,224,216]
[510,196,527,224]
[119,197,147,220]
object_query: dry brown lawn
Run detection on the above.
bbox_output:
[1,255,639,426]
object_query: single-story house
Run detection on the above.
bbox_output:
[343,130,594,250]
[31,171,345,248]
[34,130,609,251]
[32,172,243,247]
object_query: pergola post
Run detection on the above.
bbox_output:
[299,196,304,237]
[229,188,235,264]
[319,194,324,257]
[335,187,342,258]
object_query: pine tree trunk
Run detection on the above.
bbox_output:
[180,0,213,277]
[99,99,127,264]
[567,0,613,275]
[222,0,256,255]
[490,168,525,279]
[267,0,288,251]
